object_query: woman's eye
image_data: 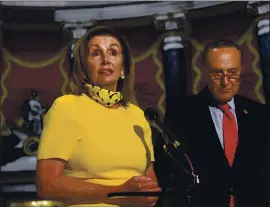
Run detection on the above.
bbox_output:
[91,51,100,56]
[109,50,118,56]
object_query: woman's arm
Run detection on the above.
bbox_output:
[36,159,121,204]
[37,159,159,206]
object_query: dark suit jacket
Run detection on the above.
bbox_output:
[161,87,269,207]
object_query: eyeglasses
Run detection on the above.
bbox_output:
[208,69,241,81]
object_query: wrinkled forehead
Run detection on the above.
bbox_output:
[207,47,241,70]
[88,34,121,48]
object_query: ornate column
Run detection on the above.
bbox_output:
[62,21,95,72]
[0,20,4,130]
[0,20,4,206]
[154,13,187,117]
[63,21,95,39]
[247,2,270,104]
[154,14,193,207]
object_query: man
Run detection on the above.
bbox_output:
[164,40,269,207]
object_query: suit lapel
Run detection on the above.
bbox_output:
[196,89,251,171]
[197,88,230,164]
[203,104,228,157]
[232,96,248,168]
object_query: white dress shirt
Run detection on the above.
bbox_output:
[209,98,238,149]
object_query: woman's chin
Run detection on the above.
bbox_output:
[96,81,118,91]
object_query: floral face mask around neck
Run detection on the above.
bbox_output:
[84,83,123,107]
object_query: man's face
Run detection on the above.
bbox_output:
[206,47,242,104]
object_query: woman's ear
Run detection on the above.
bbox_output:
[121,69,125,79]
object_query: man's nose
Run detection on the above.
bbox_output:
[220,75,229,87]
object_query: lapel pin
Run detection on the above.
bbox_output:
[243,109,248,114]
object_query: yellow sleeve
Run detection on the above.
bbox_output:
[37,97,80,161]
[144,119,155,162]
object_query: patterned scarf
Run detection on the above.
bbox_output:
[85,84,123,107]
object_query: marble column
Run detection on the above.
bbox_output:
[155,13,188,117]
[248,2,270,104]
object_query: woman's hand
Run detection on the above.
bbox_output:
[108,176,162,207]
[120,175,160,192]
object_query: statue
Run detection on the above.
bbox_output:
[1,90,48,171]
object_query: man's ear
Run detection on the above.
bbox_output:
[241,65,244,73]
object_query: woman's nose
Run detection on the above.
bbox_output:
[100,54,110,65]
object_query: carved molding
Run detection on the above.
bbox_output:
[54,1,229,22]
[247,1,270,15]
[62,21,95,39]
[257,19,270,36]
[163,35,184,50]
[154,13,185,50]
[154,12,186,32]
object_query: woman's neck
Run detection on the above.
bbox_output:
[84,83,123,108]
[108,103,121,109]
[98,84,117,92]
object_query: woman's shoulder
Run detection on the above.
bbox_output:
[126,103,151,127]
[127,103,144,112]
[126,103,147,118]
[50,94,84,113]
[53,94,82,105]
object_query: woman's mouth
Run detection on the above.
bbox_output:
[99,68,114,76]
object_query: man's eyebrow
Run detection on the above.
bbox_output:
[227,67,239,71]
[211,68,239,72]
[211,69,223,72]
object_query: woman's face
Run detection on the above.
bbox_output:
[87,34,124,91]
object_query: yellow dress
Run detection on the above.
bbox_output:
[37,94,155,207]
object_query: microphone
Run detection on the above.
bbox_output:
[144,107,159,121]
[144,108,180,149]
[144,108,199,185]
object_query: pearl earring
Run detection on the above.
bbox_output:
[121,69,125,79]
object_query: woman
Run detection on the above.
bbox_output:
[36,26,161,207]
